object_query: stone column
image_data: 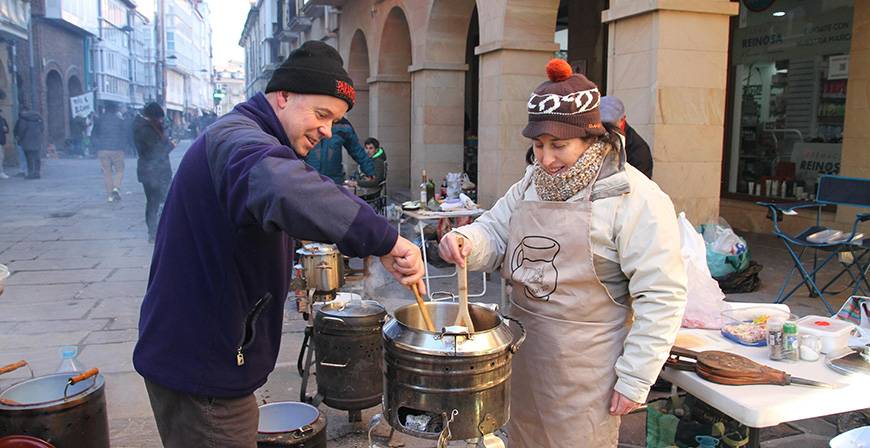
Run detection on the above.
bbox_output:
[475,41,558,208]
[408,62,468,190]
[839,2,870,227]
[369,75,412,189]
[603,0,738,225]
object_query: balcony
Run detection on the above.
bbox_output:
[286,15,312,33]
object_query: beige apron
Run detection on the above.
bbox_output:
[503,185,630,448]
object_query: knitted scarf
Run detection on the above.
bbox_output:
[533,140,609,202]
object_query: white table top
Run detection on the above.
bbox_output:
[661,328,870,428]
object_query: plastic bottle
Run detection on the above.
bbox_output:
[56,345,86,373]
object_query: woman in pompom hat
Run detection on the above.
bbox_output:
[439,59,687,447]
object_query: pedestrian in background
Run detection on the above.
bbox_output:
[68,115,87,158]
[13,106,44,180]
[306,116,375,184]
[599,96,653,179]
[133,102,175,243]
[90,103,128,202]
[0,108,9,179]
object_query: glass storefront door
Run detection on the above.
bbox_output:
[726,1,853,200]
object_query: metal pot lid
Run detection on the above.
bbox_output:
[318,299,385,317]
[296,243,339,256]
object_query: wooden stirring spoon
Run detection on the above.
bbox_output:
[412,284,435,332]
[452,236,475,332]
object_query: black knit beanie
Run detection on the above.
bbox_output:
[143,102,164,118]
[523,59,604,140]
[265,41,355,111]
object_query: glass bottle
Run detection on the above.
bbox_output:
[426,178,436,205]
[420,170,428,204]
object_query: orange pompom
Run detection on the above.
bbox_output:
[546,59,573,82]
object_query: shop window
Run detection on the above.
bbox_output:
[726,2,853,201]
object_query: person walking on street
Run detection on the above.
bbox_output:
[13,106,44,179]
[132,41,425,448]
[133,102,175,243]
[68,115,87,158]
[306,116,375,184]
[0,108,9,179]
[91,103,128,202]
[599,96,653,179]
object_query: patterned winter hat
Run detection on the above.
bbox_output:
[265,40,355,111]
[522,59,604,140]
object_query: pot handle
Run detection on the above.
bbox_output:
[319,360,348,368]
[322,316,347,326]
[0,360,33,379]
[504,316,526,354]
[64,368,100,400]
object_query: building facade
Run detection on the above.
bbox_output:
[93,0,135,109]
[157,0,212,129]
[241,0,869,237]
[213,60,245,116]
[16,0,96,149]
[0,0,29,168]
[129,10,156,109]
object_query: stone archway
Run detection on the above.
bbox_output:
[374,7,412,189]
[345,30,371,178]
[45,70,65,147]
[68,75,83,98]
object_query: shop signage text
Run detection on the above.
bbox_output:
[733,8,853,65]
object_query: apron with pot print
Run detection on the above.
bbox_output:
[503,186,630,448]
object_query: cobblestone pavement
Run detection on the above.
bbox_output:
[0,144,862,447]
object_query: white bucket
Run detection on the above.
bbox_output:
[831,426,870,448]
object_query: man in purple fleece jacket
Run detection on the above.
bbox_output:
[133,41,425,448]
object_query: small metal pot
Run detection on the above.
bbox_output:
[0,367,109,448]
[314,299,386,411]
[382,302,525,441]
[257,401,327,447]
[296,243,344,292]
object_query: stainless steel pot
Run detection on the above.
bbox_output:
[296,243,344,292]
[382,302,525,441]
[0,367,109,448]
[257,401,327,447]
[314,299,386,411]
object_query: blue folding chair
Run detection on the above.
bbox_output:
[758,175,870,315]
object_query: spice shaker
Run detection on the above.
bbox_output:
[767,316,785,361]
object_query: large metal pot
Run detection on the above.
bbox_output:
[296,243,344,292]
[382,302,525,441]
[313,299,386,411]
[257,401,327,447]
[0,367,109,448]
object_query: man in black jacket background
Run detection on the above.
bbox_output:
[600,96,653,179]
[91,102,129,202]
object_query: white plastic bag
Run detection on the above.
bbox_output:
[702,217,746,255]
[446,173,462,200]
[678,212,726,329]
